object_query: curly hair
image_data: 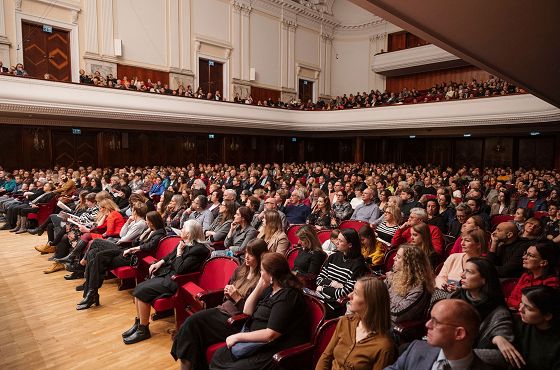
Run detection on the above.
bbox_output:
[390,244,434,296]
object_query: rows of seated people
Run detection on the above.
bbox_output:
[0,162,559,370]
[0,62,526,111]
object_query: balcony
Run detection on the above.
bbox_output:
[372,44,468,77]
[0,75,559,136]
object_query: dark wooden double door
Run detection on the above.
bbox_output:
[22,21,71,81]
[198,58,223,95]
[52,131,97,167]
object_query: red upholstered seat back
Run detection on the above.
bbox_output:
[312,318,339,366]
[383,248,398,273]
[305,294,326,343]
[287,224,304,245]
[316,230,332,244]
[155,235,181,260]
[490,214,514,231]
[286,247,301,270]
[198,256,240,291]
[339,220,368,232]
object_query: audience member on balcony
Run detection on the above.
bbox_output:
[257,210,289,255]
[283,189,311,225]
[450,257,514,367]
[448,203,473,238]
[386,244,433,324]
[315,228,368,318]
[517,186,547,212]
[122,219,210,344]
[306,195,331,230]
[391,207,444,255]
[316,277,395,370]
[170,239,268,370]
[349,188,380,225]
[493,286,560,370]
[13,63,28,77]
[506,243,559,310]
[436,229,486,292]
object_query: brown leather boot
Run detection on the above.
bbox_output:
[44,262,65,274]
[15,216,28,234]
[9,216,21,232]
[35,244,56,254]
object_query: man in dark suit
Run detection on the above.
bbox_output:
[385,299,493,370]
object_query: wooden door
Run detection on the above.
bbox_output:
[22,21,71,81]
[298,79,313,103]
[52,131,97,167]
[198,58,223,96]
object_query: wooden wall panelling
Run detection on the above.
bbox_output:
[116,64,169,86]
[518,137,554,169]
[250,86,281,104]
[483,137,513,168]
[21,127,51,169]
[388,32,406,52]
[426,138,453,167]
[0,126,22,169]
[386,66,492,92]
[454,139,483,168]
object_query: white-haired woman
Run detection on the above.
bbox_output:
[122,219,211,345]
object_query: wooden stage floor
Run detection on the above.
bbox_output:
[0,230,177,370]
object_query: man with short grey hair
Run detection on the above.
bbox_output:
[391,207,444,254]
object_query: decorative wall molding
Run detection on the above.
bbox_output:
[0,76,559,134]
[35,0,81,12]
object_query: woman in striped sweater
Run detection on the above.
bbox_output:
[315,228,368,318]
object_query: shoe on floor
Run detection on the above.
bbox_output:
[44,262,65,274]
[35,244,56,254]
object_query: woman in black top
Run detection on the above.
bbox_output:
[122,219,211,345]
[210,253,309,370]
[306,195,331,230]
[171,239,268,370]
[293,225,327,276]
[493,286,560,370]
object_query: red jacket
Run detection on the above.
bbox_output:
[91,211,126,239]
[506,272,559,309]
[391,224,444,255]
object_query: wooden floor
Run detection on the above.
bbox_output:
[0,230,178,370]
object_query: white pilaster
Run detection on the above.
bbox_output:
[325,36,332,95]
[167,0,180,68]
[370,32,387,91]
[100,0,114,57]
[84,0,98,54]
[0,0,10,65]
[231,1,242,80]
[280,20,289,88]
[240,4,251,81]
[287,22,296,90]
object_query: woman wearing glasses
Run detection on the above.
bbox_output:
[329,190,353,228]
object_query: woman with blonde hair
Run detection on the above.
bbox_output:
[258,210,289,254]
[410,222,437,268]
[375,205,401,246]
[386,244,434,323]
[436,228,486,292]
[317,277,395,370]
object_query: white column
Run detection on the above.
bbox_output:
[84,0,99,54]
[167,0,180,68]
[0,0,10,65]
[280,21,289,88]
[319,34,326,96]
[180,0,192,71]
[370,33,387,91]
[287,22,296,89]
[240,4,251,81]
[325,36,332,95]
[231,1,241,79]
[100,0,114,57]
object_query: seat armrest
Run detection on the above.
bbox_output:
[272,343,315,369]
[227,313,250,328]
[171,272,201,286]
[196,289,225,308]
[142,255,157,265]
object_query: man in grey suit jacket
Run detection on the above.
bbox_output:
[385,299,494,370]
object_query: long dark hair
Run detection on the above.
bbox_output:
[522,286,560,328]
[533,243,559,276]
[261,252,302,289]
[340,228,362,259]
[466,257,505,306]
